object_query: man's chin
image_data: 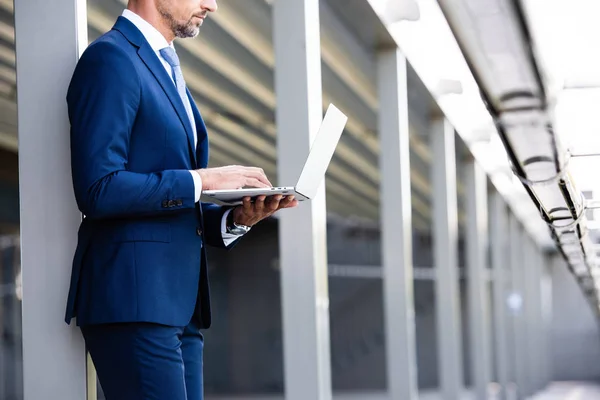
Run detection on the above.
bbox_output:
[175,26,200,39]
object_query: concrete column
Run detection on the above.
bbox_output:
[464,159,492,399]
[431,119,463,400]
[490,192,510,399]
[527,242,545,394]
[509,215,528,399]
[14,0,88,399]
[273,1,332,399]
[539,253,553,390]
[378,48,418,400]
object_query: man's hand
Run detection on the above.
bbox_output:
[233,195,298,227]
[196,166,272,190]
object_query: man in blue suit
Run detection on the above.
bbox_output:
[65,1,296,399]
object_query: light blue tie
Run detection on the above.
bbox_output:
[159,47,196,147]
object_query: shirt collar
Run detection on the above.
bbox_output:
[121,9,172,52]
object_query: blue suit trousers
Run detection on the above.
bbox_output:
[82,321,204,400]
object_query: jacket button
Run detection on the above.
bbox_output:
[196,228,203,236]
[167,200,176,207]
[162,200,169,208]
[176,199,183,206]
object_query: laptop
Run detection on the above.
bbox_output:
[202,103,348,206]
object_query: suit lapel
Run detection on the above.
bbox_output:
[113,17,197,166]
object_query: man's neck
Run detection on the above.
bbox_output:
[126,4,175,43]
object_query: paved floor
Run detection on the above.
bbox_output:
[208,390,490,400]
[529,382,600,400]
[207,383,600,400]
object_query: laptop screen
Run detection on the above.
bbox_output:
[295,104,348,199]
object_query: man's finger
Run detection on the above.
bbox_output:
[245,178,271,189]
[278,195,294,207]
[242,197,252,211]
[249,166,267,176]
[280,198,298,209]
[283,195,295,203]
[246,168,272,187]
[255,195,266,213]
[266,195,282,211]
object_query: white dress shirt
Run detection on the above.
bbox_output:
[122,9,241,244]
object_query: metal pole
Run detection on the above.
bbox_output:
[274,1,332,399]
[378,48,418,400]
[431,119,463,400]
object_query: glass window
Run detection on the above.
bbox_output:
[0,1,20,395]
[204,220,284,396]
[0,151,22,399]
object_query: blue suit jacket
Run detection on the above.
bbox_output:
[64,17,234,329]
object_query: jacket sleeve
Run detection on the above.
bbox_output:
[68,41,195,220]
[201,202,242,249]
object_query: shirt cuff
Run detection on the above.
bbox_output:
[221,208,244,246]
[189,170,202,203]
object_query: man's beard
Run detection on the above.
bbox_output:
[157,3,200,39]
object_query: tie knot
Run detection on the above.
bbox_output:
[160,47,180,68]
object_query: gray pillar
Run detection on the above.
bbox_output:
[539,253,553,389]
[538,250,548,392]
[274,1,332,399]
[378,48,418,400]
[522,238,534,397]
[14,0,88,399]
[464,159,491,399]
[490,192,509,399]
[526,242,544,395]
[509,215,528,399]
[431,119,463,400]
